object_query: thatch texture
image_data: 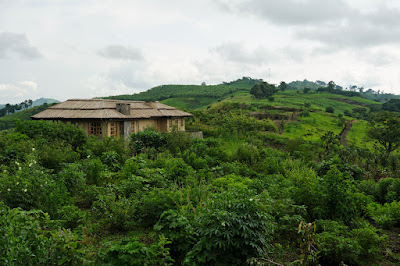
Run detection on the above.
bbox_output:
[31,99,192,120]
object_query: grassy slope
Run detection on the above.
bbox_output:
[214,90,380,144]
[108,78,262,110]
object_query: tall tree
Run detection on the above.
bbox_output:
[368,111,400,154]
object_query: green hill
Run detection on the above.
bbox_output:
[108,77,262,109]
[0,103,55,130]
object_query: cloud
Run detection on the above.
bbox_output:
[216,0,350,25]
[0,32,42,59]
[216,0,400,48]
[97,45,144,61]
[0,80,38,103]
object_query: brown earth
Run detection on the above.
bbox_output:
[339,120,357,146]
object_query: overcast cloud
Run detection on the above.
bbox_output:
[0,32,42,59]
[1,0,400,103]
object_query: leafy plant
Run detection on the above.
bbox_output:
[185,188,275,265]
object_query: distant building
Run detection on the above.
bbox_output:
[31,99,192,138]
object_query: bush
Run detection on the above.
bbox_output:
[37,142,80,171]
[316,220,387,265]
[325,106,334,113]
[299,110,310,117]
[0,202,87,265]
[91,191,138,232]
[130,129,165,153]
[154,210,196,263]
[15,120,87,150]
[185,188,275,265]
[0,157,70,216]
[100,235,174,265]
[233,142,260,165]
[366,201,400,228]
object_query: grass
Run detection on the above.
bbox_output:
[346,120,376,149]
[225,90,379,114]
[282,112,343,142]
[161,97,219,110]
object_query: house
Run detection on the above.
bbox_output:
[31,99,193,138]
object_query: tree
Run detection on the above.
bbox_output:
[278,81,287,91]
[368,111,400,154]
[382,99,400,112]
[328,81,336,91]
[303,87,311,94]
[326,106,334,113]
[250,82,277,99]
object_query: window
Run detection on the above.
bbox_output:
[89,122,102,136]
[181,119,184,127]
[110,122,117,137]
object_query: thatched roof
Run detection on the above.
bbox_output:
[31,99,193,120]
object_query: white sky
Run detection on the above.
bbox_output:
[1,0,400,103]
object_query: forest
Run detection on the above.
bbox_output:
[1,79,400,265]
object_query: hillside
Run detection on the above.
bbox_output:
[31,97,60,107]
[2,79,400,265]
[0,103,55,130]
[108,77,262,109]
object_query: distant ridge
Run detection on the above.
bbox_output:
[0,98,60,109]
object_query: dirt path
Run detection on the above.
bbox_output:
[339,120,357,146]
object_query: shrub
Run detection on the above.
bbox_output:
[82,157,104,185]
[366,201,400,228]
[0,157,70,216]
[299,110,310,117]
[15,120,87,150]
[316,220,387,264]
[100,235,174,265]
[154,210,196,263]
[91,191,138,232]
[233,142,260,165]
[36,142,80,171]
[101,150,122,171]
[130,129,165,153]
[0,202,87,265]
[57,163,86,194]
[185,188,275,265]
[325,106,334,113]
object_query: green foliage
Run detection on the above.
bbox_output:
[0,155,70,216]
[0,103,55,130]
[185,188,274,265]
[250,82,278,99]
[0,202,88,265]
[131,128,165,153]
[57,163,86,194]
[100,235,174,265]
[15,120,87,150]
[37,142,80,171]
[154,209,196,263]
[299,110,310,117]
[325,106,334,113]
[232,142,260,165]
[316,220,387,265]
[92,190,138,232]
[82,157,105,185]
[366,201,400,228]
[368,111,400,154]
[382,98,400,112]
[109,77,260,103]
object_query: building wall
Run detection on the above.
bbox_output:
[137,119,157,132]
[73,117,187,138]
[166,118,185,132]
